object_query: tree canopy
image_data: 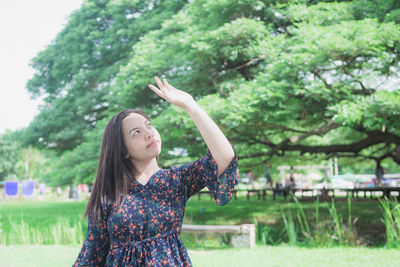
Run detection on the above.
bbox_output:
[10,0,400,184]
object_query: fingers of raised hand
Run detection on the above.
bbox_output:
[162,79,169,89]
[154,77,166,90]
[148,84,163,96]
[148,77,175,99]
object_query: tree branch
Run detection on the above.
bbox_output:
[281,131,400,155]
[267,120,340,156]
[311,70,332,89]
[342,65,374,95]
[232,55,266,71]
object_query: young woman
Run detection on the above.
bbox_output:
[73,77,238,266]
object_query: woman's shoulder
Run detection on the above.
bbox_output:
[160,167,179,179]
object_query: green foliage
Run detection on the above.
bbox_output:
[0,131,53,182]
[350,0,400,21]
[287,2,354,25]
[42,123,105,187]
[280,196,362,247]
[333,90,400,134]
[384,8,400,24]
[14,146,50,181]
[18,0,400,185]
[379,198,400,248]
[0,132,20,181]
[25,0,188,151]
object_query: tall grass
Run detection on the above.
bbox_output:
[279,196,362,247]
[1,215,84,245]
[281,204,297,245]
[254,219,280,246]
[379,198,400,248]
[2,197,399,248]
[0,213,225,248]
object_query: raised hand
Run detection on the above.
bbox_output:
[148,77,194,109]
[149,77,234,176]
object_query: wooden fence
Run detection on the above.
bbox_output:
[196,187,400,201]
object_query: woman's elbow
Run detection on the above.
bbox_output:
[216,196,232,206]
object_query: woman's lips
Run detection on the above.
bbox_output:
[147,140,158,148]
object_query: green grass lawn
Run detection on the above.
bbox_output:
[0,245,399,267]
[0,195,388,246]
[1,196,398,266]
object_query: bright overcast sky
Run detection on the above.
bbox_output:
[0,0,84,134]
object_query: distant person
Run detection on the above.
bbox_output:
[73,77,238,266]
[276,182,282,189]
[88,184,93,197]
[321,186,328,196]
[274,182,283,197]
[289,165,294,183]
[56,186,62,197]
[375,162,384,187]
[89,184,93,193]
[289,166,296,190]
[73,185,79,200]
[68,185,74,199]
[248,170,253,182]
[39,183,46,199]
[79,184,88,193]
[236,169,240,184]
[265,162,273,187]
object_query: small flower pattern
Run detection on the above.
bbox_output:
[73,148,238,266]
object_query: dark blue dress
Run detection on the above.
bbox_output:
[73,148,238,266]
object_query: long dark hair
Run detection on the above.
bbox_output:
[84,108,151,224]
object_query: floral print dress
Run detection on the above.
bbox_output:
[73,148,238,266]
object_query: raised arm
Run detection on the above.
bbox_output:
[148,77,234,176]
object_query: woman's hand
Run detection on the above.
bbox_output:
[149,78,234,176]
[148,77,194,109]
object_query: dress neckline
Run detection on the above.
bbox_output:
[133,168,163,187]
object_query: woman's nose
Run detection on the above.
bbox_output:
[145,128,154,139]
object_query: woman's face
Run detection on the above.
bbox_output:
[121,113,162,163]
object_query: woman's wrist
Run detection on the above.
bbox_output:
[181,98,200,114]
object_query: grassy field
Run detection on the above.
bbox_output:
[0,195,389,247]
[1,195,399,266]
[0,245,399,267]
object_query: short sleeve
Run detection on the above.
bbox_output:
[175,145,238,206]
[73,202,110,267]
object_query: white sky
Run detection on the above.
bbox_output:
[0,0,84,134]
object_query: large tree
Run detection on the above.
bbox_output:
[0,132,20,181]
[114,0,400,167]
[25,0,188,151]
[24,0,400,185]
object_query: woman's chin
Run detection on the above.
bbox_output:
[152,146,162,157]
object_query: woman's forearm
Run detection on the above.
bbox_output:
[183,100,235,176]
[147,77,235,175]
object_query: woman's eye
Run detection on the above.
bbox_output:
[133,130,140,136]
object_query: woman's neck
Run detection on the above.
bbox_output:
[132,158,160,179]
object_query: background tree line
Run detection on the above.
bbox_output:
[1,0,400,187]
